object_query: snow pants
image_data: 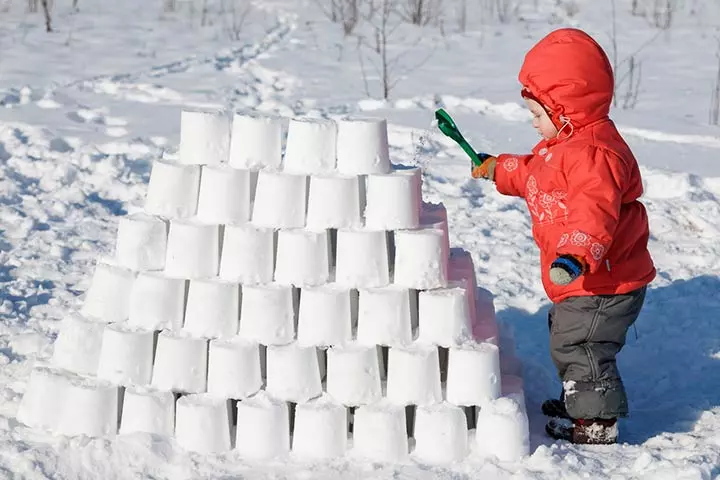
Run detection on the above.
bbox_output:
[548,286,647,420]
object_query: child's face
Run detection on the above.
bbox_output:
[525,98,558,140]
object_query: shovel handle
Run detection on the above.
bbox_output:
[434,109,483,166]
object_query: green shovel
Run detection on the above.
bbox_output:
[435,108,485,167]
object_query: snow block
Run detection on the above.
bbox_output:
[357,286,414,347]
[81,262,136,323]
[297,284,354,347]
[164,219,220,279]
[335,229,390,288]
[393,227,448,289]
[291,395,348,460]
[235,392,290,460]
[196,165,251,224]
[179,108,231,165]
[252,170,308,228]
[115,213,168,271]
[475,397,529,462]
[128,271,186,331]
[352,401,408,462]
[228,112,283,170]
[145,159,200,218]
[57,375,120,437]
[183,278,240,338]
[417,281,472,347]
[336,117,391,175]
[219,223,275,284]
[448,249,478,326]
[446,342,501,407]
[306,174,362,229]
[420,202,449,255]
[17,366,70,432]
[413,403,468,464]
[176,394,233,454]
[274,229,330,287]
[238,283,296,345]
[326,343,382,406]
[97,324,155,386]
[266,343,322,403]
[119,387,175,437]
[151,332,208,394]
[364,168,421,230]
[283,117,337,174]
[207,338,262,399]
[51,314,105,375]
[386,344,442,406]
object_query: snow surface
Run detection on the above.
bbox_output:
[1,0,720,478]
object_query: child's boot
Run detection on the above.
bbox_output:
[546,417,618,445]
[541,398,570,419]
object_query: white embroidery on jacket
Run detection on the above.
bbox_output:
[504,157,519,172]
[557,233,569,248]
[590,242,606,261]
[526,175,568,224]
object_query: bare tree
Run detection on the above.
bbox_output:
[610,0,619,107]
[40,0,52,32]
[28,0,38,13]
[609,0,662,109]
[631,0,642,16]
[555,0,579,18]
[201,0,210,26]
[163,0,177,13]
[620,56,642,109]
[652,0,675,29]
[312,0,360,35]
[710,39,720,125]
[457,0,467,32]
[221,0,253,40]
[398,0,442,26]
[479,0,518,24]
[495,0,518,23]
[356,0,435,99]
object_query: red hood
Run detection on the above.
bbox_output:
[519,28,614,129]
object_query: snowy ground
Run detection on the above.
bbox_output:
[1,0,720,478]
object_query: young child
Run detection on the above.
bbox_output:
[472,28,656,444]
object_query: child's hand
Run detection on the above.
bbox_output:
[549,255,587,285]
[471,154,497,180]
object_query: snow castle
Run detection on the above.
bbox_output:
[17,109,529,464]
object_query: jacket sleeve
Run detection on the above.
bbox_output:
[555,146,627,274]
[493,154,533,198]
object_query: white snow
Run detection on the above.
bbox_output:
[2,0,720,478]
[336,117,391,174]
[283,117,338,174]
[364,167,422,229]
[274,228,331,286]
[251,170,308,228]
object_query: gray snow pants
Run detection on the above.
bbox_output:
[548,286,647,420]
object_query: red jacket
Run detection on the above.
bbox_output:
[494,28,656,303]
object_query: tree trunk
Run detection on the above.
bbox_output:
[40,0,52,32]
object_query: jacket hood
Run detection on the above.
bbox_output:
[519,28,614,129]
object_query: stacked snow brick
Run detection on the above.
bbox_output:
[17,109,529,464]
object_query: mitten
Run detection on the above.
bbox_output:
[549,255,587,286]
[471,154,497,181]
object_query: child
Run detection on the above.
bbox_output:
[472,28,656,444]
